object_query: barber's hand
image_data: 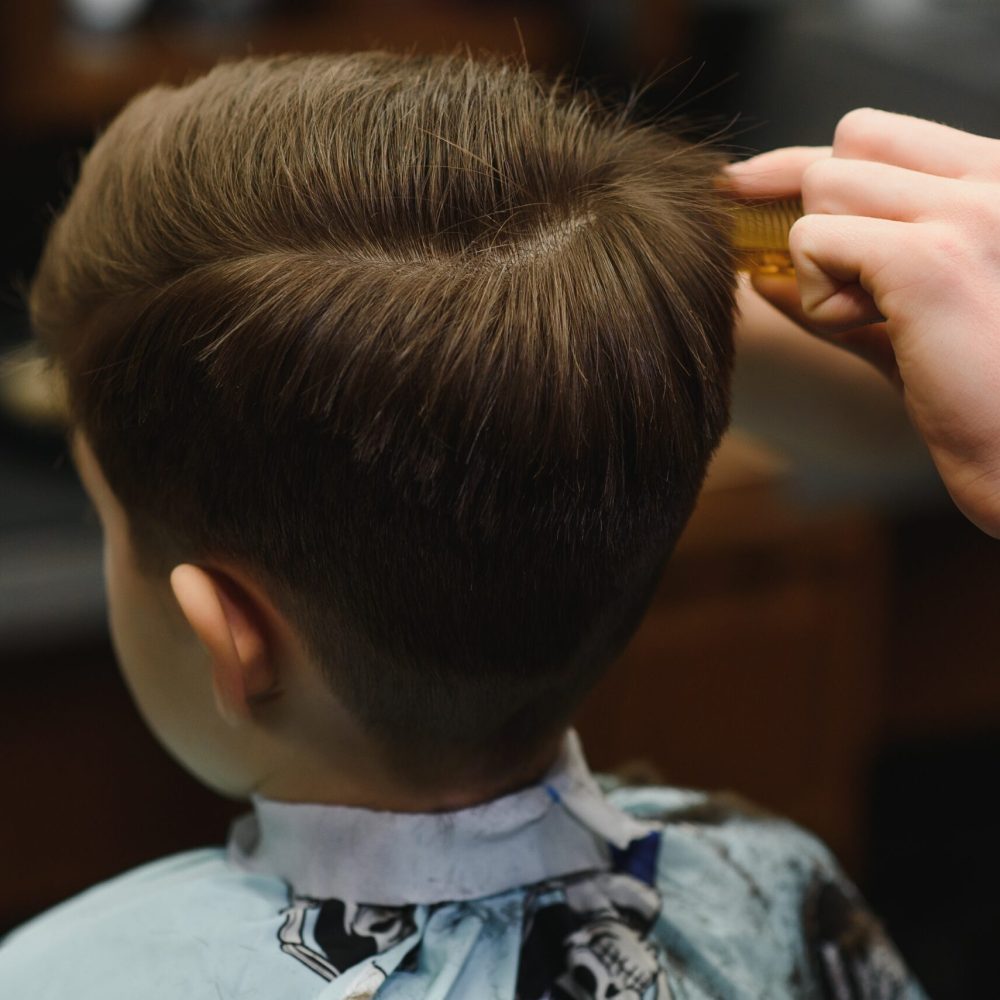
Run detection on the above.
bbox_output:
[725,109,1000,537]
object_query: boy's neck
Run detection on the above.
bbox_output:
[253,730,567,814]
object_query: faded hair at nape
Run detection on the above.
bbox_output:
[28,49,738,788]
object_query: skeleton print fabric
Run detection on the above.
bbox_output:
[278,897,419,982]
[276,870,671,999]
[276,833,671,1000]
[515,868,670,999]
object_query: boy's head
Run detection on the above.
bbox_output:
[31,51,737,803]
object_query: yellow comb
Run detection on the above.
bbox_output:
[731,197,803,275]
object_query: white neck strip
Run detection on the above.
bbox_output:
[226,729,656,905]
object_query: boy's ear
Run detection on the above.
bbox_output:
[169,564,278,726]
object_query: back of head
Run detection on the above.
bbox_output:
[30,50,737,786]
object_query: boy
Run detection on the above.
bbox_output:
[1,51,924,998]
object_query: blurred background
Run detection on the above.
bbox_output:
[2,1,999,996]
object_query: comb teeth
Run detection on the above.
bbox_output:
[732,197,803,274]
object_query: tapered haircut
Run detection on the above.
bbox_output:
[29,50,738,784]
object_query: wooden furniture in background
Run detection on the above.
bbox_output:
[0,0,684,140]
[0,1,568,137]
[883,508,1000,741]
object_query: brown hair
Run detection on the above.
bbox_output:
[29,50,737,785]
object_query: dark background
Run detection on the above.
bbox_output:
[3,2,999,997]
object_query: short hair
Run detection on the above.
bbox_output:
[29,50,737,786]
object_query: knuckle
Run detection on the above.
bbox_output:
[967,148,1000,181]
[932,185,994,239]
[787,214,819,256]
[929,223,965,260]
[976,193,1000,233]
[833,107,882,155]
[917,223,970,288]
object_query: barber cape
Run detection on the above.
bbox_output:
[0,730,925,1000]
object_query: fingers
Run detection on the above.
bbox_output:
[723,108,1000,204]
[832,108,1000,181]
[798,156,979,222]
[722,146,830,198]
[788,214,899,331]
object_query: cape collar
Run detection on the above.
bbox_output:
[226,729,656,904]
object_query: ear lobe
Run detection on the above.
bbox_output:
[169,564,278,727]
